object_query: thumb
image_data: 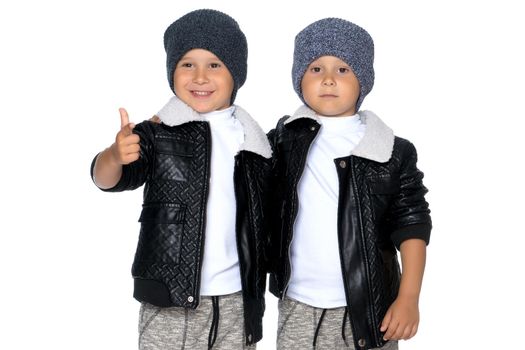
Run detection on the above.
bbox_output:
[119,107,130,128]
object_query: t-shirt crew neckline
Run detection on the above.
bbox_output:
[317,113,362,132]
[201,106,236,124]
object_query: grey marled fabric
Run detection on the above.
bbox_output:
[277,297,398,350]
[139,292,255,349]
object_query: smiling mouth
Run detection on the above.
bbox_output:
[191,90,213,97]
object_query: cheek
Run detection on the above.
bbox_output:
[219,75,234,94]
[301,78,317,99]
[353,81,360,95]
[173,72,189,89]
[342,81,360,101]
[350,79,360,96]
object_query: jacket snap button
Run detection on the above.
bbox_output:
[310,126,316,131]
[358,339,366,347]
[187,296,194,303]
[339,160,347,168]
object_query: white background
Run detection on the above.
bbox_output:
[1,0,524,349]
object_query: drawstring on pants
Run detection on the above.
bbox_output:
[208,296,220,349]
[312,309,327,348]
[312,307,351,348]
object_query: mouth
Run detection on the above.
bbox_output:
[319,94,338,98]
[191,90,214,98]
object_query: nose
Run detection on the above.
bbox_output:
[322,74,335,86]
[193,67,209,84]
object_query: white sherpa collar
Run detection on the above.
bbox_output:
[156,96,272,159]
[285,105,394,163]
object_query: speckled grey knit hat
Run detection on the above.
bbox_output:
[292,18,374,111]
[164,9,247,104]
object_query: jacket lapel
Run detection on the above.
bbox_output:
[285,105,394,163]
[156,96,272,159]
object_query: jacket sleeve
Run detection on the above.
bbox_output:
[388,140,432,249]
[90,121,153,192]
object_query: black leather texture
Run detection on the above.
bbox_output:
[91,120,271,345]
[267,116,431,349]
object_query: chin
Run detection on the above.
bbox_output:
[319,110,342,117]
[190,104,214,114]
[193,106,208,112]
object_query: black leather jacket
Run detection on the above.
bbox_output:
[267,108,431,350]
[91,97,272,345]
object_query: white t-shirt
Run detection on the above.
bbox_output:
[287,113,366,308]
[199,106,244,296]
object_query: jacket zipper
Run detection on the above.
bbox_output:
[282,124,320,298]
[336,156,354,342]
[233,153,256,344]
[233,153,252,294]
[194,123,213,308]
[349,157,380,346]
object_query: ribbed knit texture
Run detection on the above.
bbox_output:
[292,18,375,111]
[164,9,248,103]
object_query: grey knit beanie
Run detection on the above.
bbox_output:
[292,18,374,112]
[164,9,247,104]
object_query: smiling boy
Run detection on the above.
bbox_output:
[91,9,271,349]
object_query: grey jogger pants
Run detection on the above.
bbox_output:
[138,291,255,350]
[277,297,398,350]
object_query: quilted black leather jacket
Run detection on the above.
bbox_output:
[267,108,432,350]
[91,97,272,345]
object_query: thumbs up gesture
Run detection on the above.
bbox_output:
[110,108,141,165]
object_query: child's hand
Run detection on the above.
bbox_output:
[110,108,141,165]
[380,295,419,341]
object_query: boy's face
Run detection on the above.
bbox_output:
[301,56,360,117]
[174,49,234,113]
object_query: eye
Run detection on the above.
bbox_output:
[179,62,193,68]
[210,62,221,69]
[310,67,321,73]
[338,67,350,73]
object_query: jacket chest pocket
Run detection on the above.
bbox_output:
[136,203,186,265]
[367,174,400,222]
[154,138,195,181]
